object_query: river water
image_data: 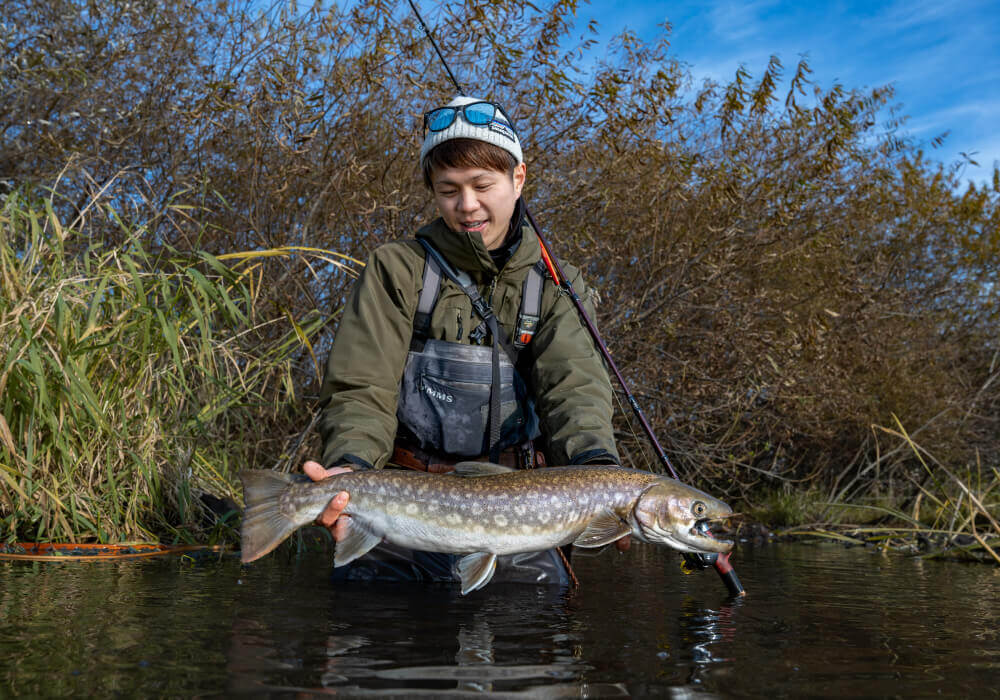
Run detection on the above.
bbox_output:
[2,540,998,697]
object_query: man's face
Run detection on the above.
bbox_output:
[430,163,526,251]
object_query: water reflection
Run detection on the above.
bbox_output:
[226,578,628,696]
[677,597,742,667]
[2,543,999,696]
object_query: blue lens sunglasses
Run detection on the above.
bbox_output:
[423,101,518,141]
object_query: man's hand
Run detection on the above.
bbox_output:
[303,460,352,543]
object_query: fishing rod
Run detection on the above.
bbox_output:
[408,0,675,480]
[406,0,744,597]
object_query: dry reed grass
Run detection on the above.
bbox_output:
[0,187,358,543]
[781,417,1000,562]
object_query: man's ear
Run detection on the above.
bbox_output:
[512,162,526,196]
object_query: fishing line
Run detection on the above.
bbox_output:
[612,388,655,473]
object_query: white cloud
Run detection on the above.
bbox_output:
[875,0,978,32]
[906,98,1000,135]
[703,0,780,43]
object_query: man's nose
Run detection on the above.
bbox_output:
[457,188,478,212]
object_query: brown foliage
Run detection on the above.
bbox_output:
[3,0,997,502]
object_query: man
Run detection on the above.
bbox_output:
[302,95,622,584]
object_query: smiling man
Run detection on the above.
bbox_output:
[301,95,620,586]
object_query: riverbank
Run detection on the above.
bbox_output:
[2,193,996,564]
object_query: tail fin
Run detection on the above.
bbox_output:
[239,470,299,564]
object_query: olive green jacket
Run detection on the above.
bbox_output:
[317,216,618,469]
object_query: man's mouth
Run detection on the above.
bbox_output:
[460,220,487,232]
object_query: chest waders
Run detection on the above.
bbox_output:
[331,239,572,588]
[395,239,546,462]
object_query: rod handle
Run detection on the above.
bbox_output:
[714,552,746,597]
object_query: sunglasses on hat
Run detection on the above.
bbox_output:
[423,101,518,141]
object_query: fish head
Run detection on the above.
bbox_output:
[632,478,734,554]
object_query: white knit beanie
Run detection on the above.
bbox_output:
[420,95,523,166]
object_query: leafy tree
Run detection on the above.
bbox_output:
[2,0,997,539]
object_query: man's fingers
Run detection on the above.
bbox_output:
[300,460,353,540]
[318,491,349,527]
[303,460,326,481]
[333,516,351,542]
[616,535,631,552]
[303,460,352,482]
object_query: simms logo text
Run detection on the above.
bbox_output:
[422,383,454,403]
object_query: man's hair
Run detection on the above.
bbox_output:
[422,138,517,189]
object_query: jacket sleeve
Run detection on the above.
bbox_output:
[317,243,421,470]
[528,263,619,466]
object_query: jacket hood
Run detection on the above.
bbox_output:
[416,198,540,280]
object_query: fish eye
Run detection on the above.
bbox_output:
[692,501,707,517]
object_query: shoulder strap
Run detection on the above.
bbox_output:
[413,251,443,341]
[514,259,547,349]
[415,240,549,355]
[416,239,519,360]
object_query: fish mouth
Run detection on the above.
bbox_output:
[639,518,733,554]
[687,518,734,552]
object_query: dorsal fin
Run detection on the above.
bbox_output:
[451,462,517,477]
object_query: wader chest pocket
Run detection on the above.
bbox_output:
[417,373,518,456]
[397,340,539,457]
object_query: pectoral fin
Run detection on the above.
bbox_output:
[455,552,498,594]
[573,510,632,548]
[333,518,382,567]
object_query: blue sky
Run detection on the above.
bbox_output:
[574,0,999,187]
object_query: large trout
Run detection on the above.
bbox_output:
[239,463,734,594]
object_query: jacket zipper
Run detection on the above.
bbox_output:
[478,274,500,345]
[486,275,499,307]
